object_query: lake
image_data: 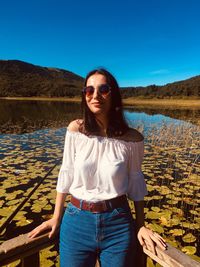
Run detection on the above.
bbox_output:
[0,99,199,265]
[0,99,199,134]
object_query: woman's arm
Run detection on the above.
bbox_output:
[52,192,67,222]
[134,200,167,254]
[28,192,67,238]
[134,200,146,267]
[134,200,145,230]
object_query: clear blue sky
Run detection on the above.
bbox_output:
[1,0,200,86]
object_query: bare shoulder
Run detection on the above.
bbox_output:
[67,119,83,132]
[121,128,144,142]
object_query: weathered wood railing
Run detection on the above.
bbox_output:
[0,232,200,267]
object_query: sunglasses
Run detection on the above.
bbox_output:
[82,84,111,98]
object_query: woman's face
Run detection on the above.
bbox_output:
[85,73,111,116]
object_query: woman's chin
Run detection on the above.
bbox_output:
[90,107,103,114]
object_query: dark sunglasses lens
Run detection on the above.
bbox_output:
[99,85,110,95]
[84,86,94,96]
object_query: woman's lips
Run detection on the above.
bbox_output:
[92,102,102,107]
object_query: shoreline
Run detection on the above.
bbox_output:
[0,96,81,102]
[123,98,200,108]
[1,96,200,108]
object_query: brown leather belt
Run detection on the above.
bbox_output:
[71,195,127,213]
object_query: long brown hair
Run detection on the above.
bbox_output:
[80,68,129,137]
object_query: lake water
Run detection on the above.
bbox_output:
[0,99,199,134]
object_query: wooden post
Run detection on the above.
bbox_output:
[19,252,40,267]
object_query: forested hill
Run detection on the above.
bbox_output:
[0,60,199,98]
[0,60,84,97]
[121,75,200,98]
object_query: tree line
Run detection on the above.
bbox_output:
[0,60,199,98]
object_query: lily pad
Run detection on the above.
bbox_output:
[169,229,185,236]
[147,223,164,234]
[182,246,197,255]
[151,207,160,212]
[146,211,160,220]
[182,233,196,243]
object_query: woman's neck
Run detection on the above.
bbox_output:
[95,115,109,136]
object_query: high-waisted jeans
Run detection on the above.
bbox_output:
[59,201,136,267]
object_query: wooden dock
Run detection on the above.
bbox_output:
[0,231,199,267]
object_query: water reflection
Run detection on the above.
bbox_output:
[0,100,81,134]
[0,100,199,134]
[126,106,200,127]
[124,110,195,135]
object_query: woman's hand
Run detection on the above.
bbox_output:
[137,226,167,254]
[28,218,60,239]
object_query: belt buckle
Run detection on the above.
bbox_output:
[88,202,94,212]
[87,201,108,213]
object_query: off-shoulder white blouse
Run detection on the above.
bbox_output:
[56,129,148,202]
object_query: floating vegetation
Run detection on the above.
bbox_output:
[0,121,200,266]
[40,245,59,267]
[140,122,200,265]
[182,246,197,255]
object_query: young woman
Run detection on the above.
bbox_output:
[28,69,166,267]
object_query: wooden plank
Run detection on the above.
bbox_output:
[1,231,200,267]
[0,232,58,265]
[144,247,177,267]
[143,244,200,267]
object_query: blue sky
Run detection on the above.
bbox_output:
[0,0,200,86]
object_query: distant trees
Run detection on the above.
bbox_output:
[0,60,84,97]
[0,60,199,98]
[121,77,200,99]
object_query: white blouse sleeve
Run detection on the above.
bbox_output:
[127,140,148,201]
[56,130,76,193]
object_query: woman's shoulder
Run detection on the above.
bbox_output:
[121,128,144,143]
[67,119,83,132]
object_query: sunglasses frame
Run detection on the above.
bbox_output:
[82,84,111,98]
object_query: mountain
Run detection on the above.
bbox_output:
[121,75,200,98]
[0,60,199,98]
[0,60,84,97]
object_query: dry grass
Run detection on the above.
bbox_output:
[123,98,200,109]
[140,123,200,260]
[0,96,81,102]
[1,97,200,109]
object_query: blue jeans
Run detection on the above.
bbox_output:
[59,200,137,267]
